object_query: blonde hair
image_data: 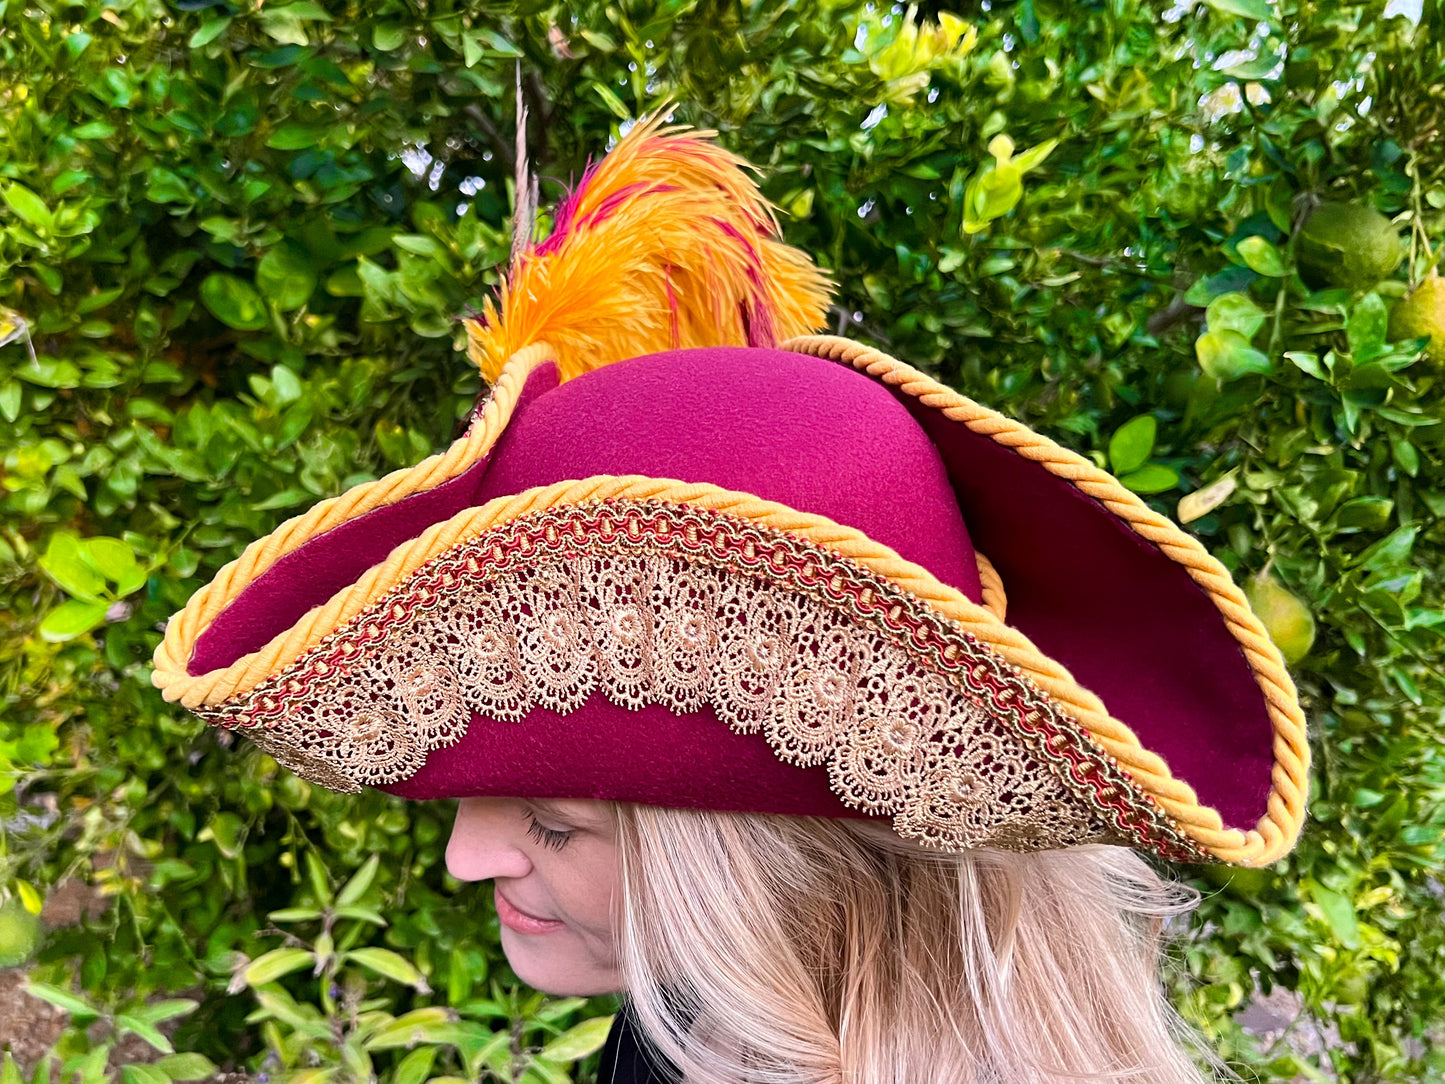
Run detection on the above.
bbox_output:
[612,806,1228,1084]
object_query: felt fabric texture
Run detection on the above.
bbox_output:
[469,348,982,600]
[898,400,1274,831]
[380,695,865,818]
[187,345,1273,833]
[188,363,561,676]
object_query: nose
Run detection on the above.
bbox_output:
[446,797,532,881]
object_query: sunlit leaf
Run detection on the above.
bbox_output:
[1237,236,1286,277]
[1107,415,1157,474]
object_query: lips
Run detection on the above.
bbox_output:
[494,886,565,934]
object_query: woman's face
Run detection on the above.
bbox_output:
[446,796,623,997]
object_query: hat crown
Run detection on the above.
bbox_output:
[477,347,984,605]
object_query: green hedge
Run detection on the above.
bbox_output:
[2,0,1443,1080]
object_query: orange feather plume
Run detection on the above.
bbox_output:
[463,113,834,383]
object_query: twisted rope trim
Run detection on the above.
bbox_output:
[151,344,558,686]
[975,551,1006,622]
[783,334,1310,866]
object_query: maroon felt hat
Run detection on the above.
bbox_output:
[153,119,1309,866]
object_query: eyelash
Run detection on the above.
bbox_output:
[525,812,574,852]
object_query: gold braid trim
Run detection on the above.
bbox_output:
[782,334,1310,867]
[156,478,1017,712]
[151,343,558,690]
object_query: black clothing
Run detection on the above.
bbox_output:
[596,1000,678,1084]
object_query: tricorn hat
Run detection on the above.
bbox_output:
[152,117,1309,867]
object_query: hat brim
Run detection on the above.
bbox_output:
[152,338,1308,866]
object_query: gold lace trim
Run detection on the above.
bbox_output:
[205,501,1205,858]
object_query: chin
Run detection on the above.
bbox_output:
[501,933,623,997]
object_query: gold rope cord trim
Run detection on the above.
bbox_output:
[782,334,1309,867]
[151,344,558,687]
[154,471,1243,857]
[975,551,1006,622]
[158,485,1203,860]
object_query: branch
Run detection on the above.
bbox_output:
[1145,292,1203,337]
[463,103,514,169]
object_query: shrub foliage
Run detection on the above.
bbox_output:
[2,0,1443,1080]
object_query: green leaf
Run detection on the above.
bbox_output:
[346,947,431,991]
[1236,236,1285,277]
[1334,497,1393,530]
[1205,0,1272,22]
[1391,436,1419,477]
[392,1048,437,1084]
[257,242,317,310]
[1195,330,1272,380]
[3,183,54,232]
[1346,292,1388,359]
[200,273,269,330]
[252,486,311,511]
[373,23,408,50]
[76,1046,108,1084]
[331,904,388,925]
[152,1055,217,1083]
[251,987,331,1039]
[539,1016,614,1062]
[23,982,99,1018]
[39,599,109,641]
[1119,464,1181,494]
[243,947,314,986]
[2,1053,22,1084]
[129,1000,199,1027]
[525,1057,577,1084]
[591,81,631,120]
[200,811,246,859]
[188,16,231,47]
[119,1066,171,1084]
[1107,415,1157,474]
[39,533,106,600]
[1306,880,1360,949]
[279,0,333,18]
[0,381,20,422]
[336,853,381,907]
[146,167,193,205]
[393,233,450,259]
[1205,292,1266,340]
[1285,351,1328,380]
[1221,56,1280,80]
[963,165,1023,234]
[476,28,521,55]
[265,124,324,151]
[259,9,309,46]
[16,880,43,915]
[270,365,303,405]
[116,1013,175,1054]
[1356,525,1417,572]
[363,1007,456,1049]
[1010,137,1058,174]
[80,536,138,586]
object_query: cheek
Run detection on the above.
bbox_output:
[547,849,622,938]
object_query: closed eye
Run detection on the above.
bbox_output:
[525,812,574,851]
